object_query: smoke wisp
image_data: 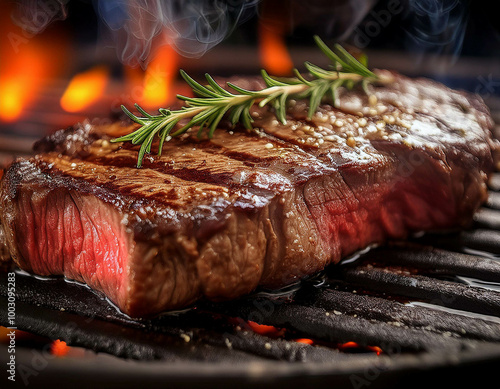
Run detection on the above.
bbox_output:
[10,0,259,67]
[404,0,469,61]
[11,0,69,35]
[95,0,260,67]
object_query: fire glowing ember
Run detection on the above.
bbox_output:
[294,338,314,345]
[50,339,69,357]
[60,66,109,113]
[247,321,286,337]
[339,341,383,355]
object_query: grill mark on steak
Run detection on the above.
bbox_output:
[95,154,238,191]
[44,134,308,193]
[0,70,498,317]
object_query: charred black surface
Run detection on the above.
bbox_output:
[365,243,500,282]
[410,229,500,255]
[208,299,481,352]
[0,296,261,363]
[342,265,500,316]
[293,287,500,342]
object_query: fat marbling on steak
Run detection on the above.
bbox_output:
[0,70,497,317]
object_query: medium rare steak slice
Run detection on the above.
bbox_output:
[0,71,497,317]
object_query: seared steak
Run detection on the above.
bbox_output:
[0,71,497,317]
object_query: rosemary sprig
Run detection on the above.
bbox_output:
[113,36,388,167]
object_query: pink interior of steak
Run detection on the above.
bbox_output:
[13,187,130,309]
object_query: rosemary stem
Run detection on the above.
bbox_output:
[256,84,309,97]
[114,36,388,167]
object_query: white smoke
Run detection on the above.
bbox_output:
[11,0,69,35]
[95,0,260,67]
[404,0,468,59]
[9,0,260,68]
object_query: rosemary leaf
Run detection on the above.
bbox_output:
[114,36,390,167]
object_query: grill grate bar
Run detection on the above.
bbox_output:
[486,192,500,210]
[196,326,359,363]
[293,287,500,342]
[342,265,500,317]
[474,208,500,230]
[215,302,482,353]
[488,173,500,192]
[0,297,263,363]
[146,311,358,362]
[413,229,500,256]
[365,243,500,283]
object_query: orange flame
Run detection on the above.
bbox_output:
[51,339,69,357]
[141,44,179,108]
[0,42,53,122]
[258,25,293,76]
[0,2,67,122]
[60,66,109,112]
[0,80,25,122]
[260,33,292,75]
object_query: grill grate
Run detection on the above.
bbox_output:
[3,179,500,387]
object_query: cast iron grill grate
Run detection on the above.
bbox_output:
[3,181,500,388]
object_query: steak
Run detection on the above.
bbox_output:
[0,70,497,317]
